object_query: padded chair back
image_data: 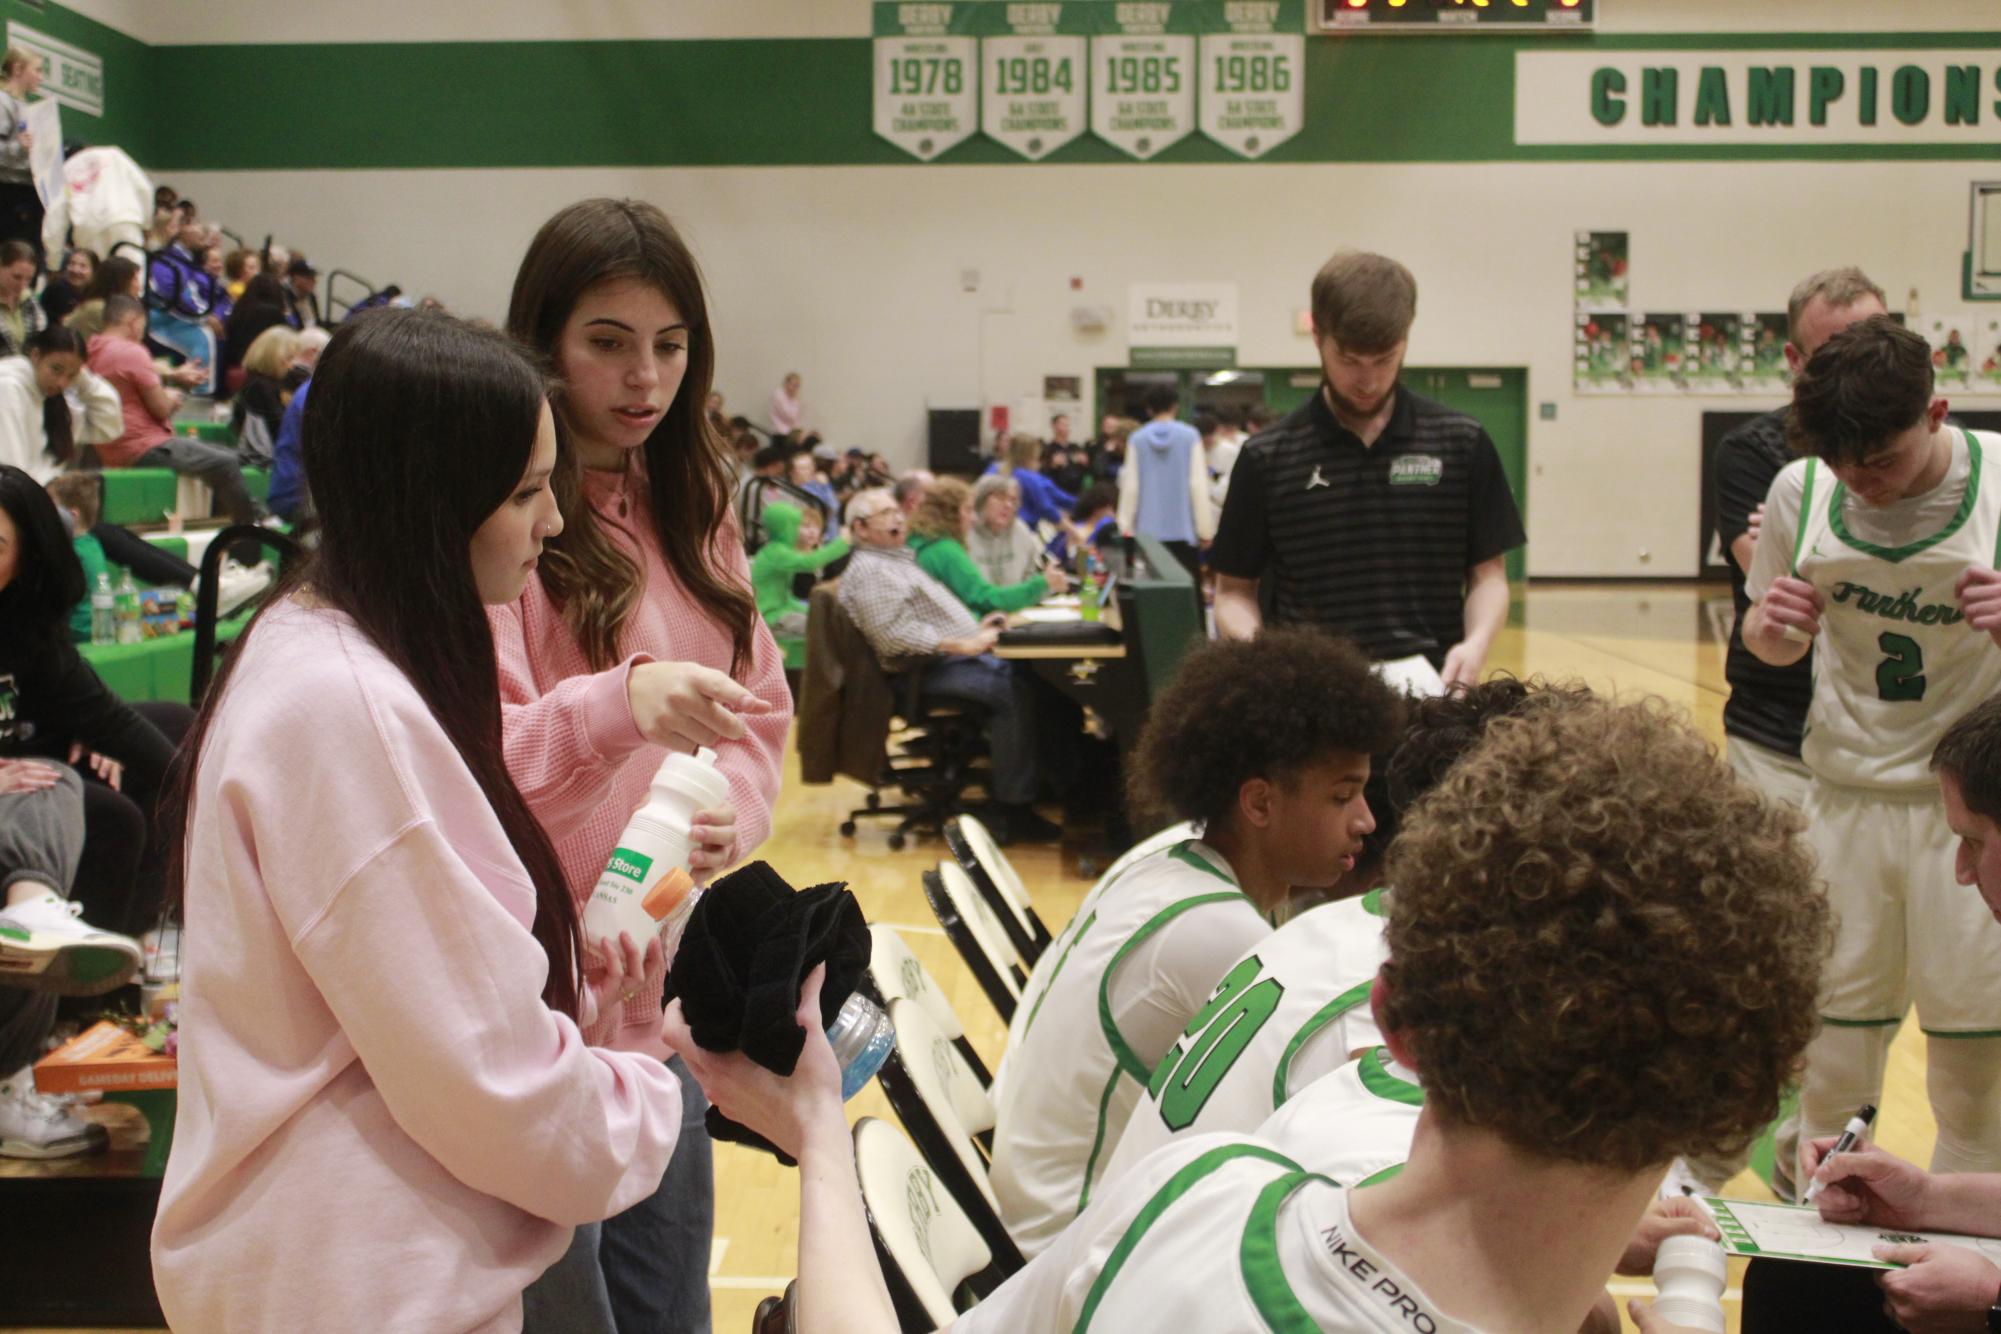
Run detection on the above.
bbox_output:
[944,815,1053,965]
[1102,819,1201,884]
[875,999,1025,1274]
[853,1117,1005,1331]
[922,862,1024,1022]
[887,998,995,1143]
[866,925,991,1088]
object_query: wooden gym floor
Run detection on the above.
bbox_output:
[9,582,1940,1333]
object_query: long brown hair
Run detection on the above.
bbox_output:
[506,198,754,673]
[909,475,972,543]
[164,310,584,1017]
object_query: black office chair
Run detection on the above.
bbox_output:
[190,523,302,704]
[841,665,991,851]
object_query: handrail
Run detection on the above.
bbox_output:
[324,266,376,323]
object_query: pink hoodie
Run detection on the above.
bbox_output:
[489,462,791,1052]
[153,600,684,1333]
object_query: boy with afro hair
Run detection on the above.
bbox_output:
[986,628,1402,1256]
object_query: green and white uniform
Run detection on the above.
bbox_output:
[1257,1048,1424,1190]
[1747,428,2001,1031]
[1100,889,1392,1188]
[955,1132,1476,1334]
[989,839,1271,1256]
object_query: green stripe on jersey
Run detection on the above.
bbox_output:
[1272,979,1375,1110]
[1361,886,1392,917]
[1021,909,1097,1041]
[1098,892,1252,1083]
[1167,840,1238,887]
[1828,430,1983,564]
[1790,458,1817,578]
[1356,1162,1407,1187]
[1081,889,1249,1214]
[1240,1172,1332,1334]
[1358,1047,1425,1106]
[1072,1142,1303,1334]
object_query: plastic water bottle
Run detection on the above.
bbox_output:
[89,573,115,645]
[1650,1235,1727,1333]
[1079,566,1100,622]
[113,571,142,645]
[825,991,895,1099]
[585,747,731,963]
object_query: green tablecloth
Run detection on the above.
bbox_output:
[96,463,269,526]
[79,620,249,704]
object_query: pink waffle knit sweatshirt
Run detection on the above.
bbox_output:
[489,461,791,1051]
[153,599,684,1333]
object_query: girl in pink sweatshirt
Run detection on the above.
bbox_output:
[152,310,685,1332]
[491,198,792,1331]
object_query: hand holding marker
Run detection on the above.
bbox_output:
[1803,1103,1877,1205]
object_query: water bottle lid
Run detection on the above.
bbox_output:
[652,745,732,807]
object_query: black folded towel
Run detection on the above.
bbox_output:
[667,860,871,1160]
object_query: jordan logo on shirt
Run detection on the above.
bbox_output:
[1306,466,1331,491]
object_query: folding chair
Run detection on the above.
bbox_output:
[882,998,997,1156]
[922,861,1025,1023]
[865,924,992,1089]
[854,1117,1012,1333]
[875,999,1023,1274]
[943,814,1053,967]
[190,522,303,704]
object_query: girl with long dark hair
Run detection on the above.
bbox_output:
[494,197,790,1332]
[150,310,686,1331]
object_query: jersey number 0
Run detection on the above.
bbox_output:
[1148,955,1285,1132]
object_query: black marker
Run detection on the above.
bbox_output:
[1803,1103,1876,1205]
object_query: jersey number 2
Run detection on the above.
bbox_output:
[1148,955,1285,1132]
[1876,631,1927,702]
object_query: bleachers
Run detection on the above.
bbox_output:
[97,463,269,527]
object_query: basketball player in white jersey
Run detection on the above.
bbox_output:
[1101,678,1583,1186]
[1746,316,2001,1177]
[986,629,1402,1255]
[667,692,1829,1334]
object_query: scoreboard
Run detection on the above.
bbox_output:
[1314,0,1594,32]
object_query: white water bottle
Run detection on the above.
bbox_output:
[586,747,730,963]
[1651,1235,1726,1334]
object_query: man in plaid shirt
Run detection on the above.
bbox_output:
[837,486,1060,843]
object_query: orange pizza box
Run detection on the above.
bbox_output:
[34,1020,177,1094]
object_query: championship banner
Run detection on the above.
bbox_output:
[1090,2,1199,160]
[976,3,1088,161]
[873,3,979,161]
[1195,0,1305,159]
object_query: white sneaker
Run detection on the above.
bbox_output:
[216,558,274,617]
[0,892,142,995]
[0,1065,107,1160]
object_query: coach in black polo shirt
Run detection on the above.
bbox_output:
[1211,251,1523,686]
[1712,266,1886,814]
